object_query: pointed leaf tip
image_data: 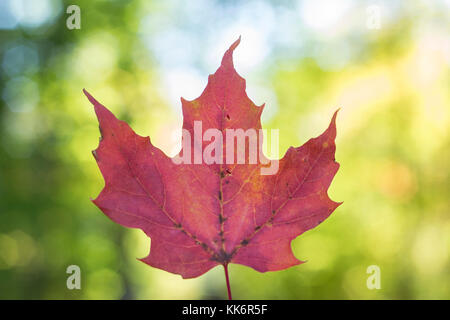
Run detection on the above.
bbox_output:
[83,90,115,125]
[83,88,99,106]
[220,37,241,68]
[231,36,241,50]
[326,109,339,133]
[331,108,339,124]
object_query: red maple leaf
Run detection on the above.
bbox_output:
[84,38,341,299]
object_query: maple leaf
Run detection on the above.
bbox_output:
[84,38,341,299]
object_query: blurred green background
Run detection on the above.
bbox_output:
[0,0,449,299]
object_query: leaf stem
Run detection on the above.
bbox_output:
[223,263,232,300]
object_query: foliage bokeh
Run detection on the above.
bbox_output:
[0,0,449,299]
